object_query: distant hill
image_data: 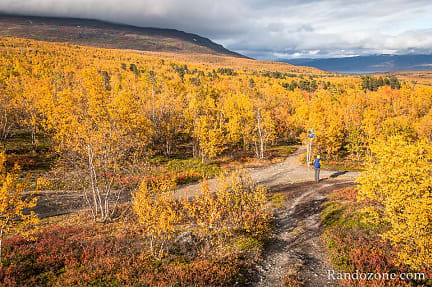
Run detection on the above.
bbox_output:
[282,54,432,73]
[0,14,246,58]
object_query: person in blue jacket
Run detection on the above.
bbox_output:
[313,155,321,183]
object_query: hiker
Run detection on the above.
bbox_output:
[313,155,320,183]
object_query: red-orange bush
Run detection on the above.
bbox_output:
[174,170,202,185]
[324,187,432,287]
[329,187,358,202]
[0,225,242,286]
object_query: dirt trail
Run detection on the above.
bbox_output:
[175,146,358,198]
[249,147,357,287]
[173,146,358,286]
[34,145,357,216]
[255,181,355,287]
[32,146,359,286]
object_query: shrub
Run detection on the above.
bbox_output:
[358,137,432,270]
[323,186,432,287]
[132,177,182,259]
[0,224,242,286]
[184,170,272,246]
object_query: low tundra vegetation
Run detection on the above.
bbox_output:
[0,170,272,286]
[322,187,432,287]
[322,137,432,286]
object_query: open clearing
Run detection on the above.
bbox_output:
[33,146,358,286]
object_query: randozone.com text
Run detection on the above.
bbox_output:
[328,270,425,281]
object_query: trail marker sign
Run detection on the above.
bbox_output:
[306,129,315,166]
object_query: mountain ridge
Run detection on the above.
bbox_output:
[282,54,432,73]
[0,13,247,58]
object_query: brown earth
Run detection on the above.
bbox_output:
[176,146,357,197]
[255,180,356,287]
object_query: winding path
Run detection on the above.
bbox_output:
[175,145,357,198]
[174,146,358,286]
[255,181,356,287]
[33,146,358,287]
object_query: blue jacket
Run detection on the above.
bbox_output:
[313,158,321,168]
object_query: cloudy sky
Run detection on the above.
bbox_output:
[1,0,432,59]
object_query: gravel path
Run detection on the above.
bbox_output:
[255,181,356,287]
[173,146,358,287]
[175,145,358,198]
[34,145,357,217]
[32,146,359,287]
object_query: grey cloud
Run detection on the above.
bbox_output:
[1,0,432,59]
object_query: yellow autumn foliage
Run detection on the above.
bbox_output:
[0,151,39,265]
[133,170,271,257]
[185,170,271,244]
[132,177,182,259]
[358,136,432,270]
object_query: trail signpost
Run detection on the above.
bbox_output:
[307,129,315,166]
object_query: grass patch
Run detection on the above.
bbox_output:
[4,129,49,153]
[166,158,220,178]
[270,193,286,208]
[321,162,362,172]
[321,201,345,227]
[218,144,298,169]
[165,158,221,185]
[232,235,265,252]
[3,130,56,186]
[267,145,297,158]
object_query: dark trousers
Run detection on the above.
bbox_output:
[315,168,320,183]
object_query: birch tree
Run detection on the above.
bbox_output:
[0,151,38,266]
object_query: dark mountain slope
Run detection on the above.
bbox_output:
[0,14,246,58]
